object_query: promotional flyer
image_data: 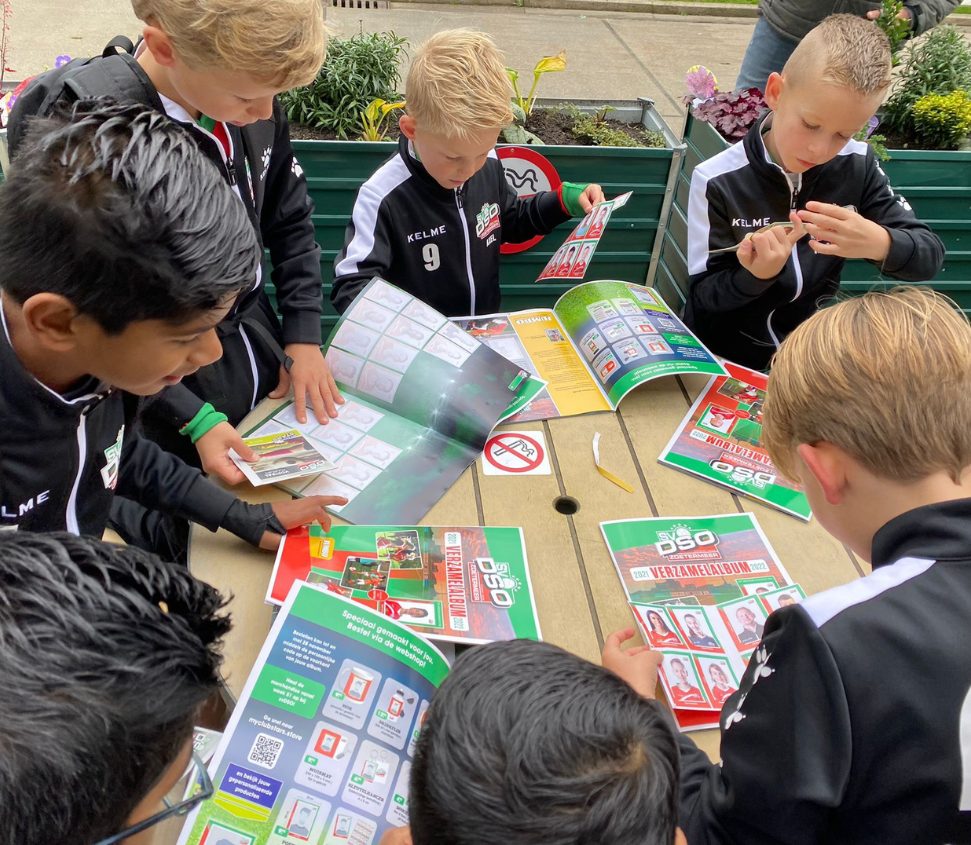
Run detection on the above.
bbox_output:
[659,362,812,521]
[268,525,541,645]
[177,584,450,845]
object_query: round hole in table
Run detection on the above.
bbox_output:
[553,495,580,515]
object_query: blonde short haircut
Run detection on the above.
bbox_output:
[763,287,971,484]
[406,29,514,140]
[783,13,891,96]
[131,0,328,90]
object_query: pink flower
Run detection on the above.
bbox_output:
[685,65,718,101]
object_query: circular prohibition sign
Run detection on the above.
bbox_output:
[497,146,562,254]
[483,432,546,473]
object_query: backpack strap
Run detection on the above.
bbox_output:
[102,35,135,57]
[60,53,161,111]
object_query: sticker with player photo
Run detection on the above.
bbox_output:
[758,584,806,614]
[659,651,711,711]
[668,606,725,653]
[694,655,740,709]
[717,595,769,652]
[630,603,688,650]
[737,576,780,597]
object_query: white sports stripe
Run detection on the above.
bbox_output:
[686,140,750,276]
[800,555,935,628]
[335,155,413,277]
[837,138,869,157]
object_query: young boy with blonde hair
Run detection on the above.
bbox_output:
[10,0,343,552]
[605,286,971,843]
[11,0,339,468]
[684,14,944,370]
[332,29,604,317]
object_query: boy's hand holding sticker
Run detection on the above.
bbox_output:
[601,627,662,699]
[536,191,632,282]
[736,211,806,280]
[797,201,892,261]
[231,429,335,487]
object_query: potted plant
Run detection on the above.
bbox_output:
[656,14,971,315]
[274,33,686,330]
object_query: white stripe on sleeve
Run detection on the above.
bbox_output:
[335,155,412,277]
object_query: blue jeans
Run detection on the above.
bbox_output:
[736,17,799,92]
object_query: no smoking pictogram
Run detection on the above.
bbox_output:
[482,431,551,476]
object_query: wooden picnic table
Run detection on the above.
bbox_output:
[189,373,868,762]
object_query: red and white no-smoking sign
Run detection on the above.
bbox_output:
[481,430,551,476]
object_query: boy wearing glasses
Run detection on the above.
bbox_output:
[0,532,227,845]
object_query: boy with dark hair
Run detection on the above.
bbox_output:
[0,531,230,845]
[383,637,686,845]
[609,287,971,844]
[684,14,944,370]
[0,101,343,558]
[8,0,340,491]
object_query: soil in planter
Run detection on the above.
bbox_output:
[525,108,660,146]
[289,122,403,142]
[289,108,658,146]
[878,128,958,152]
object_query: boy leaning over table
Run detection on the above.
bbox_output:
[605,287,971,844]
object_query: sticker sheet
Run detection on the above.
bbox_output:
[536,192,632,282]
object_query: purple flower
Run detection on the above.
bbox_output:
[692,88,769,143]
[55,54,72,68]
[863,115,879,140]
[684,65,718,101]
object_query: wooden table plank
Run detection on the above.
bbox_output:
[478,420,603,664]
[543,411,655,651]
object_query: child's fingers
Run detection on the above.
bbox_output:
[803,200,851,220]
[625,645,660,658]
[737,236,755,268]
[268,365,291,400]
[787,211,807,244]
[305,383,329,425]
[808,239,843,255]
[604,628,637,650]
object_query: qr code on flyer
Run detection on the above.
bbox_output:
[247,732,285,770]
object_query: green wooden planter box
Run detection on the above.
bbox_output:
[267,98,685,331]
[0,109,687,335]
[657,111,971,314]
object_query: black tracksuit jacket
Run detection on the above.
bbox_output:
[331,136,573,317]
[8,50,323,430]
[0,306,276,544]
[684,116,945,370]
[679,498,971,845]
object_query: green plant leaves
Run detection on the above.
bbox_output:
[280,31,408,135]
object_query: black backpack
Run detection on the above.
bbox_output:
[7,36,164,158]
